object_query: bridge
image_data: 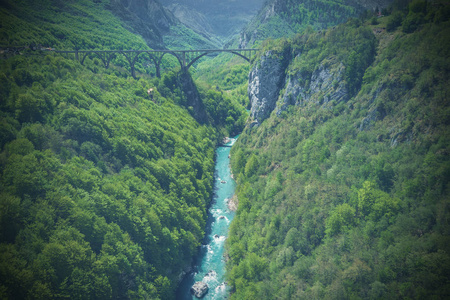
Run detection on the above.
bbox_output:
[53,48,259,78]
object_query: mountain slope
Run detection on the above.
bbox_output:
[227,2,450,298]
[108,0,176,49]
[235,0,392,48]
[160,0,266,41]
[0,0,245,298]
[109,0,219,49]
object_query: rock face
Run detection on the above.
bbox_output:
[248,51,286,125]
[191,281,208,298]
[277,61,349,115]
[248,52,349,125]
[360,106,386,131]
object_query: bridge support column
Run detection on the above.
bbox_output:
[120,51,143,79]
[156,64,161,78]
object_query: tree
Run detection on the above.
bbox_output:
[357,181,400,221]
[245,154,259,177]
[325,203,356,237]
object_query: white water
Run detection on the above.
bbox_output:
[176,138,237,299]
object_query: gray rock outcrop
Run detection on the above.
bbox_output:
[277,61,349,115]
[248,53,350,125]
[191,281,209,298]
[360,106,386,131]
[248,51,286,125]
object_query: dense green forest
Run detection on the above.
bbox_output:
[2,0,450,299]
[0,0,246,299]
[227,1,450,299]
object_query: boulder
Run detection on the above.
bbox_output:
[191,281,209,298]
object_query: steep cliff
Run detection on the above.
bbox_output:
[247,22,375,124]
[277,60,349,114]
[248,51,286,125]
[248,55,349,124]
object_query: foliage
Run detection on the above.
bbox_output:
[193,52,251,132]
[0,0,182,77]
[0,0,235,298]
[163,23,219,50]
[234,0,365,48]
[227,7,450,299]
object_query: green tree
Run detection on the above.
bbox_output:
[325,203,356,237]
[244,154,259,178]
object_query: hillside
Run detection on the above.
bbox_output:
[227,1,450,299]
[2,0,449,299]
[234,0,392,48]
[0,0,245,299]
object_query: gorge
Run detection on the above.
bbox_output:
[177,138,237,299]
[0,0,449,299]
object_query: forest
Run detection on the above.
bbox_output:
[0,0,245,298]
[227,0,450,299]
[1,0,449,299]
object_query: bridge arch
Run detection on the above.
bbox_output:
[54,48,259,78]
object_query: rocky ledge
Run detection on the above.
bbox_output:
[191,281,209,298]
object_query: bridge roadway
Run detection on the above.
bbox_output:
[53,48,259,78]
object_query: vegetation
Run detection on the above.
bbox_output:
[0,0,246,298]
[234,0,366,48]
[163,23,219,50]
[193,53,253,132]
[226,2,450,299]
[2,0,449,299]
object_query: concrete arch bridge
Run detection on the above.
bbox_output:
[54,48,259,78]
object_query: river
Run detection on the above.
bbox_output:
[176,137,237,299]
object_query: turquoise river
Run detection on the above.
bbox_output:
[176,138,237,299]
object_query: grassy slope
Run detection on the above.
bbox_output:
[227,6,450,299]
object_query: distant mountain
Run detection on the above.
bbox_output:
[108,0,176,49]
[164,3,222,47]
[159,0,266,43]
[109,0,219,49]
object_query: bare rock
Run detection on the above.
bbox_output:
[248,51,286,124]
[191,281,208,298]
